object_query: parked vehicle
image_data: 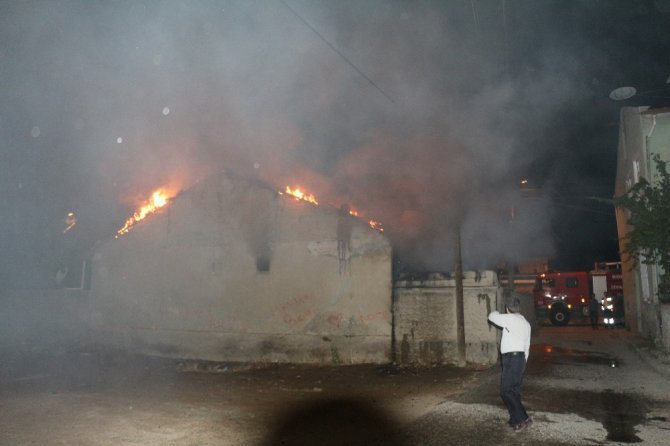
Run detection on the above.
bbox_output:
[533,263,623,326]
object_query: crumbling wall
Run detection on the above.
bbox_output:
[394,271,501,366]
[89,173,393,365]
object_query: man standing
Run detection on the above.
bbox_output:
[588,294,599,329]
[488,297,532,432]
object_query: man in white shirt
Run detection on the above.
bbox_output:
[488,297,532,432]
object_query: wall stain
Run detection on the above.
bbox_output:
[478,293,492,331]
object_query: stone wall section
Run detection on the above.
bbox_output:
[394,270,501,366]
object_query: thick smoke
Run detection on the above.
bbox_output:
[1,0,620,285]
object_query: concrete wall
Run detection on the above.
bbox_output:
[89,173,393,364]
[638,303,670,353]
[512,290,537,329]
[393,271,501,366]
[661,305,670,352]
[640,301,662,341]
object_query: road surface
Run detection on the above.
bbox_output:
[1,325,669,445]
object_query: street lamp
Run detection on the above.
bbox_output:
[609,86,637,101]
[609,85,670,101]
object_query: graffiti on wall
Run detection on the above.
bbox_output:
[271,294,391,330]
[126,293,391,335]
[271,294,317,326]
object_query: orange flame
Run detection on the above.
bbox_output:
[116,189,172,237]
[368,219,384,232]
[63,212,77,234]
[279,185,384,232]
[282,186,319,205]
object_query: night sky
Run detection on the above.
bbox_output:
[2,0,670,288]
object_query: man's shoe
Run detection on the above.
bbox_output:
[513,418,532,433]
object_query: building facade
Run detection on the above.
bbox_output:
[615,106,670,349]
[89,172,394,364]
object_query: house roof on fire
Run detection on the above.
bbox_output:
[113,169,382,240]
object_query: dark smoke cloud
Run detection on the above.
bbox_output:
[1,0,624,284]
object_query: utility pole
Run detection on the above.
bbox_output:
[454,223,466,365]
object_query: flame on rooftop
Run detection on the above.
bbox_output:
[279,185,383,232]
[116,188,173,238]
[281,186,319,205]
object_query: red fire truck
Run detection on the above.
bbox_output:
[533,263,623,326]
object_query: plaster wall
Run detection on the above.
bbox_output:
[89,173,393,364]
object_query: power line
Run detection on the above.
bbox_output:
[280,0,395,105]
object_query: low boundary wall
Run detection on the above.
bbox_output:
[393,270,502,366]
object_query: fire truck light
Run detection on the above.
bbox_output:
[547,304,552,310]
[581,298,586,304]
[568,304,572,309]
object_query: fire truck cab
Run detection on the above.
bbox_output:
[534,271,590,326]
[533,263,624,326]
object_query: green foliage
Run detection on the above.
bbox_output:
[614,155,670,298]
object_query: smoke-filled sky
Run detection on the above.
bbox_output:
[2,0,670,286]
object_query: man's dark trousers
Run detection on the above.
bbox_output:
[501,352,528,426]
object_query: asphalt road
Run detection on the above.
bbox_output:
[1,324,669,445]
[395,324,670,446]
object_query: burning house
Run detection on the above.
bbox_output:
[88,171,393,364]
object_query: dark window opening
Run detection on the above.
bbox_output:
[256,256,270,272]
[566,277,579,288]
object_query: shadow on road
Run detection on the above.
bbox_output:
[257,398,407,446]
